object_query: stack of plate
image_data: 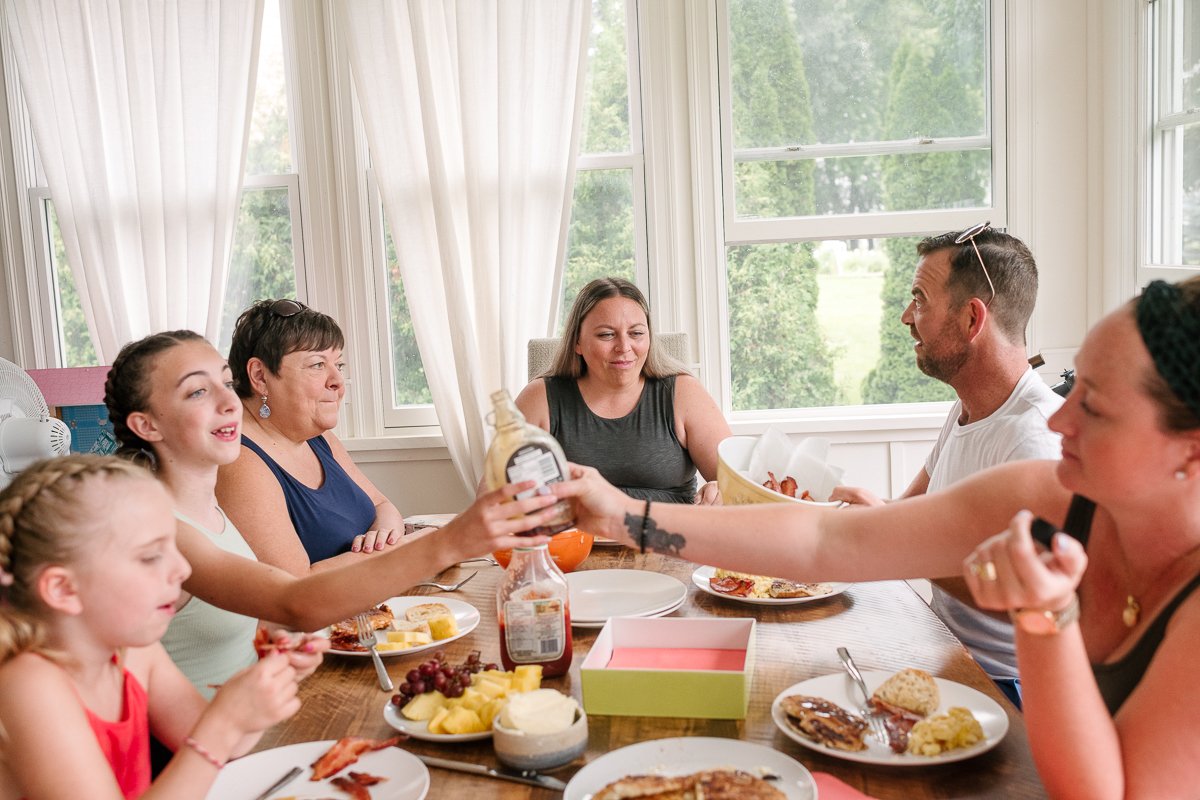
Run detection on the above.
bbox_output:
[566,569,688,629]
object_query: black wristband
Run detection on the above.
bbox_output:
[638,499,651,554]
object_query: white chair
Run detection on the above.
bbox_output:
[527,332,689,381]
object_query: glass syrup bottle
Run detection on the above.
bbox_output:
[496,542,573,677]
[484,388,574,537]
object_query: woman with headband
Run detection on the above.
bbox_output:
[556,277,1200,799]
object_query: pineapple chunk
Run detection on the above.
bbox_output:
[459,688,488,711]
[401,691,447,721]
[512,665,543,693]
[427,614,460,640]
[473,678,509,700]
[441,706,487,735]
[386,630,433,646]
[374,642,407,652]
[478,698,505,730]
[426,706,452,735]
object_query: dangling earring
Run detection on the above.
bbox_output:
[1176,469,1188,481]
[258,395,271,419]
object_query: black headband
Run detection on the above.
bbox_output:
[1136,280,1200,420]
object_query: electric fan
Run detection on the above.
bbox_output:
[0,357,72,489]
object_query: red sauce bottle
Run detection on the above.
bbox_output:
[496,543,573,677]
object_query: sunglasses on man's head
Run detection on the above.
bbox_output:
[270,299,307,318]
[954,221,996,306]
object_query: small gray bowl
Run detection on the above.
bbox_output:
[492,708,588,771]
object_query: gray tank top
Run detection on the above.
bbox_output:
[546,375,696,504]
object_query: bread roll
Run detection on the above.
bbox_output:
[405,602,453,623]
[871,668,939,716]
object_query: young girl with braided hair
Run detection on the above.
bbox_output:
[103,331,556,694]
[0,456,301,799]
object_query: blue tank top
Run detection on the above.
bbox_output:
[240,435,377,563]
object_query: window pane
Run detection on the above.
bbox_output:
[219,187,297,352]
[736,151,990,218]
[727,0,990,219]
[383,222,433,407]
[726,237,954,412]
[581,0,631,154]
[245,0,292,176]
[1185,0,1200,111]
[47,202,99,367]
[1185,124,1200,265]
[560,168,637,328]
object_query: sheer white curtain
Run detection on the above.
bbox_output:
[335,1,589,490]
[4,0,262,362]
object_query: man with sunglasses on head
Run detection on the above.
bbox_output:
[832,223,1063,710]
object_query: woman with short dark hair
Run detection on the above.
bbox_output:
[217,299,398,575]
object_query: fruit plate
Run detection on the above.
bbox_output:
[771,670,1009,765]
[383,699,492,742]
[205,739,429,799]
[325,596,480,658]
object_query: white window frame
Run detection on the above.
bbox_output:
[1145,0,1200,277]
[705,0,1008,424]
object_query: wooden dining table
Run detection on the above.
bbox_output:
[255,544,1047,799]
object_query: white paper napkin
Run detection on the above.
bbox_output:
[742,427,844,502]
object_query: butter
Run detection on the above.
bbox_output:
[498,689,579,735]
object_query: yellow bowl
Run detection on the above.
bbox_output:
[494,528,594,573]
[717,436,841,507]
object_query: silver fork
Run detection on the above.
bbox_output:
[412,571,478,592]
[355,612,393,692]
[836,646,889,745]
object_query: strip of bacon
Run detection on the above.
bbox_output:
[330,775,371,800]
[310,736,403,781]
[347,771,388,786]
[709,576,755,597]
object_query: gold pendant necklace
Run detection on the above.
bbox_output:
[1123,594,1141,628]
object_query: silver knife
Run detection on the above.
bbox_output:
[250,765,303,800]
[415,754,567,792]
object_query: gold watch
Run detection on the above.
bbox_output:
[1009,593,1080,635]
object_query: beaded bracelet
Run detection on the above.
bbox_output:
[638,499,651,554]
[183,736,225,769]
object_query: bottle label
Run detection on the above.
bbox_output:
[506,444,566,499]
[502,598,566,662]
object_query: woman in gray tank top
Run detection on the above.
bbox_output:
[515,278,730,504]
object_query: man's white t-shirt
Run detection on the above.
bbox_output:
[925,368,1064,680]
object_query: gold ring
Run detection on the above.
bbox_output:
[970,560,998,581]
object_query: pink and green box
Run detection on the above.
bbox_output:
[580,617,755,719]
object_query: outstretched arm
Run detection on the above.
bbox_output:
[180,482,561,632]
[555,460,1071,584]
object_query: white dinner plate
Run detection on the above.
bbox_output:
[564,737,816,800]
[692,566,852,606]
[570,594,687,628]
[205,739,429,800]
[325,596,480,658]
[590,536,624,547]
[771,670,1009,765]
[383,698,492,742]
[566,570,688,623]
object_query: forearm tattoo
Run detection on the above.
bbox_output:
[624,510,687,556]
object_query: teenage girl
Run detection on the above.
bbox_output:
[103,331,557,692]
[0,456,301,799]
